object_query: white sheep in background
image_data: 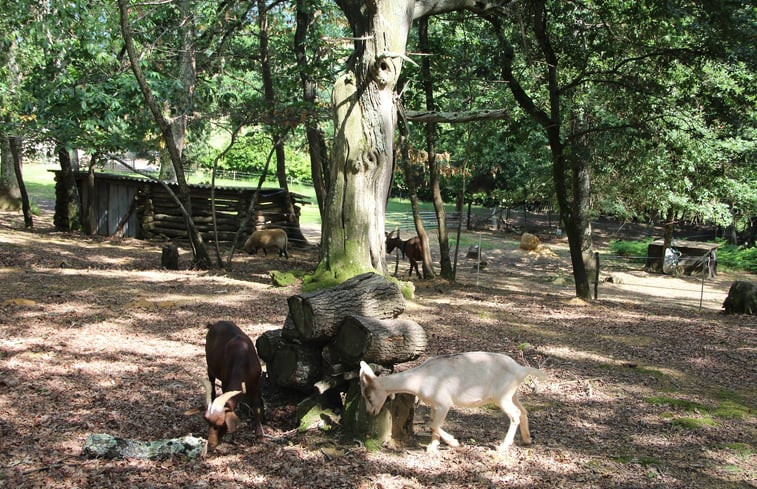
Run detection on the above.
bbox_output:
[359,351,547,452]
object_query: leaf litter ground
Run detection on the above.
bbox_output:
[0,209,754,488]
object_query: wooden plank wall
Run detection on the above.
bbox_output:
[55,172,309,244]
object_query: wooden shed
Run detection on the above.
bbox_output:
[53,171,310,245]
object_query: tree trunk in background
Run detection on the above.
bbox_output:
[398,116,434,279]
[57,145,81,231]
[295,0,329,221]
[0,136,22,211]
[490,8,592,299]
[419,18,453,279]
[258,0,288,190]
[118,0,211,268]
[661,207,675,269]
[7,137,32,227]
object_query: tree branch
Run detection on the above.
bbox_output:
[405,108,510,123]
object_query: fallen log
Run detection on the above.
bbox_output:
[256,329,286,364]
[81,433,206,460]
[269,342,323,390]
[287,273,405,343]
[281,314,301,342]
[334,315,427,366]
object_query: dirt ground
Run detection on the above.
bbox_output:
[0,208,755,488]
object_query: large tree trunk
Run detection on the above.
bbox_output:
[309,0,413,285]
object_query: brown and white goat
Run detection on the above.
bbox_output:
[360,352,546,452]
[386,230,423,279]
[203,321,264,450]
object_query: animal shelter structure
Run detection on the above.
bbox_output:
[52,171,310,245]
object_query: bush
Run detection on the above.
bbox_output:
[609,239,653,263]
[716,242,757,273]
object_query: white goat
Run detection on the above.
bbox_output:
[359,352,546,452]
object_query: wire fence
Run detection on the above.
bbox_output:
[591,249,724,309]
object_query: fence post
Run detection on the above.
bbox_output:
[699,251,711,310]
[594,252,600,299]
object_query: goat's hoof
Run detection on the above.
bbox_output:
[426,441,440,453]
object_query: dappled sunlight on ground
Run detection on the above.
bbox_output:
[0,209,754,488]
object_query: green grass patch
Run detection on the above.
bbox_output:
[645,396,706,412]
[712,400,751,419]
[647,393,752,428]
[671,416,717,429]
[363,438,384,452]
[609,238,654,263]
[635,366,666,379]
[716,240,757,273]
[717,442,753,460]
[20,164,57,206]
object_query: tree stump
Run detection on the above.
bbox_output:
[723,281,757,315]
[341,379,414,447]
[161,244,179,270]
[269,342,323,390]
[334,315,427,366]
[287,272,405,343]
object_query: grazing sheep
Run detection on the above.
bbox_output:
[244,228,288,258]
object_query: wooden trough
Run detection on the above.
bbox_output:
[645,239,719,278]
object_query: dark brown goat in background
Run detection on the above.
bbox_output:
[386,229,424,279]
[203,320,264,450]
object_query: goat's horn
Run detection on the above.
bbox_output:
[208,390,242,415]
[202,378,214,408]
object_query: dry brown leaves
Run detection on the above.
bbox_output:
[0,210,755,488]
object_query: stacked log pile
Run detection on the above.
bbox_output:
[138,186,309,245]
[55,171,310,244]
[257,272,428,393]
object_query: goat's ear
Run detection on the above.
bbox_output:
[225,411,240,433]
[359,361,375,383]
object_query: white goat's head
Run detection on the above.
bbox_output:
[359,361,389,416]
